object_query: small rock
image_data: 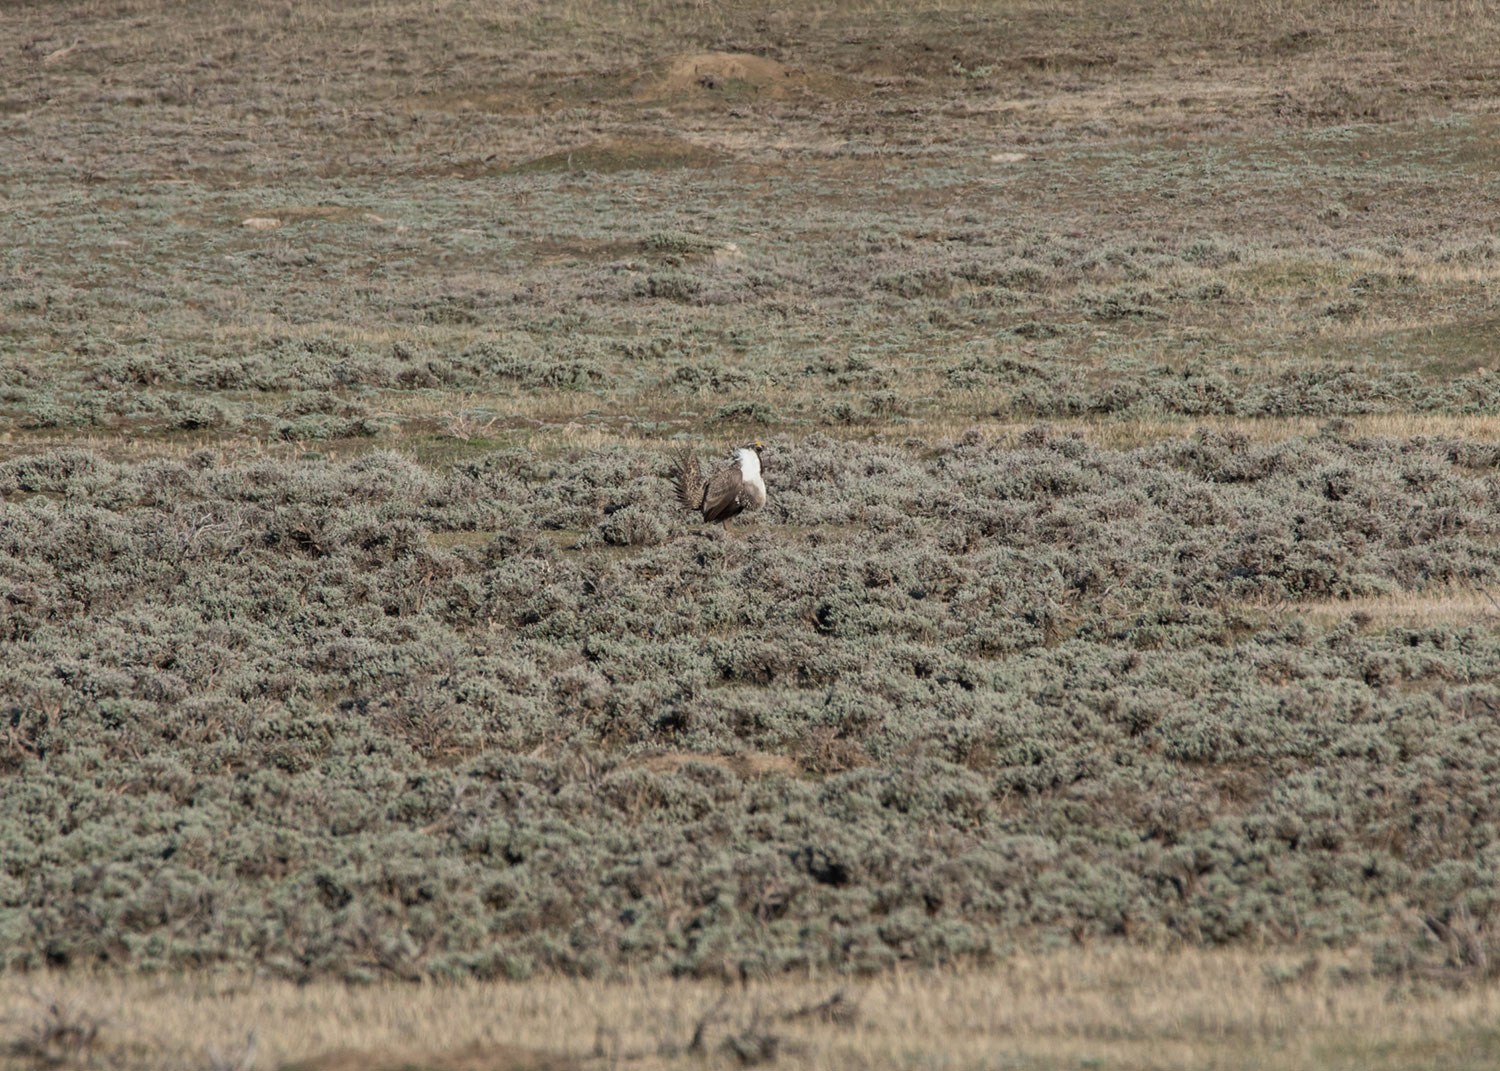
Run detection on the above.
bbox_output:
[241,217,281,230]
[990,151,1029,163]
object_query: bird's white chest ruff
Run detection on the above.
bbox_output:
[736,448,767,506]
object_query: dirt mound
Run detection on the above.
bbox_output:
[657,51,791,93]
[280,1043,581,1071]
[631,51,808,103]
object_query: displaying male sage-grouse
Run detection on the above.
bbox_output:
[676,442,766,533]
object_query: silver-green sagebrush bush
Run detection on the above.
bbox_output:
[4,432,1500,979]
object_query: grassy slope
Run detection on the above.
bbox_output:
[6,0,1500,1067]
[6,0,1500,454]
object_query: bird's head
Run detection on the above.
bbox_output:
[747,440,763,455]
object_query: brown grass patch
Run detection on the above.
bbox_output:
[1273,587,1500,629]
[525,237,643,264]
[282,1044,581,1071]
[634,750,803,780]
[5,948,1500,1071]
[508,138,727,174]
[624,49,864,110]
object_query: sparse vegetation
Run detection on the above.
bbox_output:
[6,0,1500,1066]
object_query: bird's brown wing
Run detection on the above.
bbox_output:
[700,461,746,523]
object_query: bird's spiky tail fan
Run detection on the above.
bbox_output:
[676,450,705,511]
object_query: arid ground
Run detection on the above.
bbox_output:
[5,0,1500,1067]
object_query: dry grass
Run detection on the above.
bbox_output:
[4,948,1499,1071]
[12,0,1500,168]
[10,0,1500,454]
[1273,586,1500,628]
[18,409,1500,465]
[632,748,804,780]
